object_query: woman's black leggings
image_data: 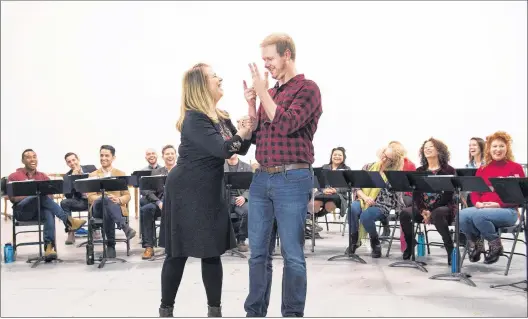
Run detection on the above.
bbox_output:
[161,255,223,308]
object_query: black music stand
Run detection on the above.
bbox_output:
[140,175,167,261]
[75,177,129,268]
[424,175,490,287]
[489,177,527,292]
[385,171,431,272]
[63,174,89,195]
[224,172,253,259]
[7,180,64,268]
[455,168,478,177]
[327,170,386,264]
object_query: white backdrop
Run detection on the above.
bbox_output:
[1,1,526,177]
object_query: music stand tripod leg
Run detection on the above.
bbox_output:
[429,189,475,286]
[327,193,366,264]
[388,192,427,272]
[490,204,527,291]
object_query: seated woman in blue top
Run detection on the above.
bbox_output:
[312,147,350,218]
[348,144,405,258]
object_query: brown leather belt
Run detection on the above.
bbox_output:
[259,163,311,174]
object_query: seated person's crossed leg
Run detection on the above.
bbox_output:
[60,197,89,245]
[13,195,85,260]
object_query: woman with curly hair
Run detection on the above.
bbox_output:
[347,144,405,258]
[459,131,525,264]
[399,137,456,265]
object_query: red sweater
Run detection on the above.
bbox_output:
[403,158,416,171]
[470,160,526,208]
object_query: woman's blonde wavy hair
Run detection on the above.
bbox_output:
[378,145,405,171]
[484,131,515,164]
[176,63,229,132]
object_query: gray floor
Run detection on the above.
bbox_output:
[1,211,527,317]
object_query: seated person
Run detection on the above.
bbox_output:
[460,131,525,264]
[87,145,136,258]
[348,145,405,258]
[399,138,456,264]
[141,144,177,259]
[388,141,416,235]
[8,149,86,260]
[60,152,95,245]
[313,147,350,218]
[224,154,251,252]
[462,137,486,208]
[139,148,163,207]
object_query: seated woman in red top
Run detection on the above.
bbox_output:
[459,131,526,264]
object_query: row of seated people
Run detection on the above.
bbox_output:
[7,145,137,260]
[310,132,526,267]
[7,131,526,265]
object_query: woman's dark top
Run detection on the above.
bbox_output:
[160,110,251,258]
[314,163,351,215]
[414,164,457,216]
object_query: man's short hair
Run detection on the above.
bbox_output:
[161,144,176,155]
[21,149,35,160]
[100,145,116,156]
[64,152,78,161]
[260,33,296,61]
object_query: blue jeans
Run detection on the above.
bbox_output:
[13,195,69,244]
[244,168,313,317]
[459,207,518,241]
[348,200,385,237]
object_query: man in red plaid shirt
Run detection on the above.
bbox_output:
[242,33,322,318]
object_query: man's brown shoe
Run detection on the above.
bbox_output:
[68,216,86,231]
[65,231,75,245]
[142,247,154,260]
[44,244,57,261]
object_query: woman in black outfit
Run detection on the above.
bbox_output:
[159,63,252,317]
[312,147,350,218]
[399,137,456,265]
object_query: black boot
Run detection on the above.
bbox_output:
[484,238,503,264]
[402,235,415,260]
[159,306,174,317]
[207,306,222,317]
[370,235,382,258]
[446,245,454,266]
[469,237,485,263]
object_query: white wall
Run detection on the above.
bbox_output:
[1,1,526,176]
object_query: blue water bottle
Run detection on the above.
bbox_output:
[451,246,458,273]
[4,243,14,264]
[417,232,425,257]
